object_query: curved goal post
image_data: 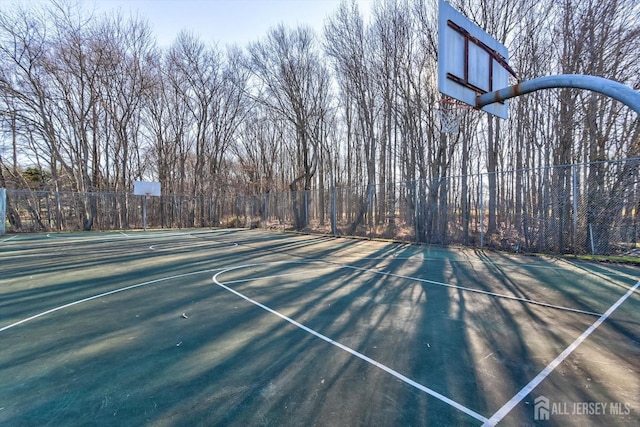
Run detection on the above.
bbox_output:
[476,74,640,115]
[438,0,640,118]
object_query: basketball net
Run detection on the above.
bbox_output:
[436,97,470,134]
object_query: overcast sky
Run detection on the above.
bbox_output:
[86,0,374,48]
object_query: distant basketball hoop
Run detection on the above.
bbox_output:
[133,181,161,197]
[133,181,161,231]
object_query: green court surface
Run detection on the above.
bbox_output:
[1,229,638,426]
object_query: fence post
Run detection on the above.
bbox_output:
[331,186,337,236]
[0,188,6,236]
[480,176,485,249]
[208,195,212,226]
[573,164,578,247]
[367,183,375,238]
[414,180,418,244]
[250,195,254,227]
[282,192,286,231]
[263,194,268,228]
[55,191,62,231]
[304,190,309,227]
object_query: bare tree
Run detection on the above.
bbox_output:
[555,0,640,252]
[325,1,378,234]
[248,25,329,230]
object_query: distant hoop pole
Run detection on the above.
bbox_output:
[142,195,147,231]
[476,74,640,115]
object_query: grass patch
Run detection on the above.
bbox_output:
[567,254,640,266]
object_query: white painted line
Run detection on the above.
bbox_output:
[1,235,17,242]
[333,255,572,272]
[148,242,239,252]
[22,231,227,248]
[217,258,601,317]
[32,233,135,245]
[212,266,489,424]
[0,269,222,333]
[482,279,640,427]
[221,266,340,285]
[339,264,603,317]
[217,258,602,317]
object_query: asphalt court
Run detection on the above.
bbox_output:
[1,229,639,426]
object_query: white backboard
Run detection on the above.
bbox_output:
[438,0,511,119]
[133,181,161,197]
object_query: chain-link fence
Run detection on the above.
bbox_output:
[0,188,6,236]
[3,158,639,256]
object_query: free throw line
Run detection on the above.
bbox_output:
[339,264,603,317]
[482,279,640,426]
[0,269,221,333]
[212,265,489,424]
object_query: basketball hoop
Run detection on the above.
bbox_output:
[133,181,161,231]
[438,0,513,119]
[436,97,471,134]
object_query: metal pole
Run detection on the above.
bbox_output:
[264,194,268,227]
[367,184,374,238]
[572,165,578,241]
[480,176,484,248]
[142,195,147,231]
[0,188,6,236]
[414,180,418,244]
[304,190,308,227]
[477,74,640,114]
[282,192,286,231]
[331,186,337,236]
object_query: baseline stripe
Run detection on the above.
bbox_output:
[212,267,489,424]
[482,279,640,426]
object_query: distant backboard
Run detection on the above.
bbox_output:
[133,181,161,197]
[438,0,513,119]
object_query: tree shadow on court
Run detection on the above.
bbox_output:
[1,237,418,426]
[447,249,640,426]
[1,232,341,327]
[1,238,492,425]
[2,232,638,426]
[244,242,492,425]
